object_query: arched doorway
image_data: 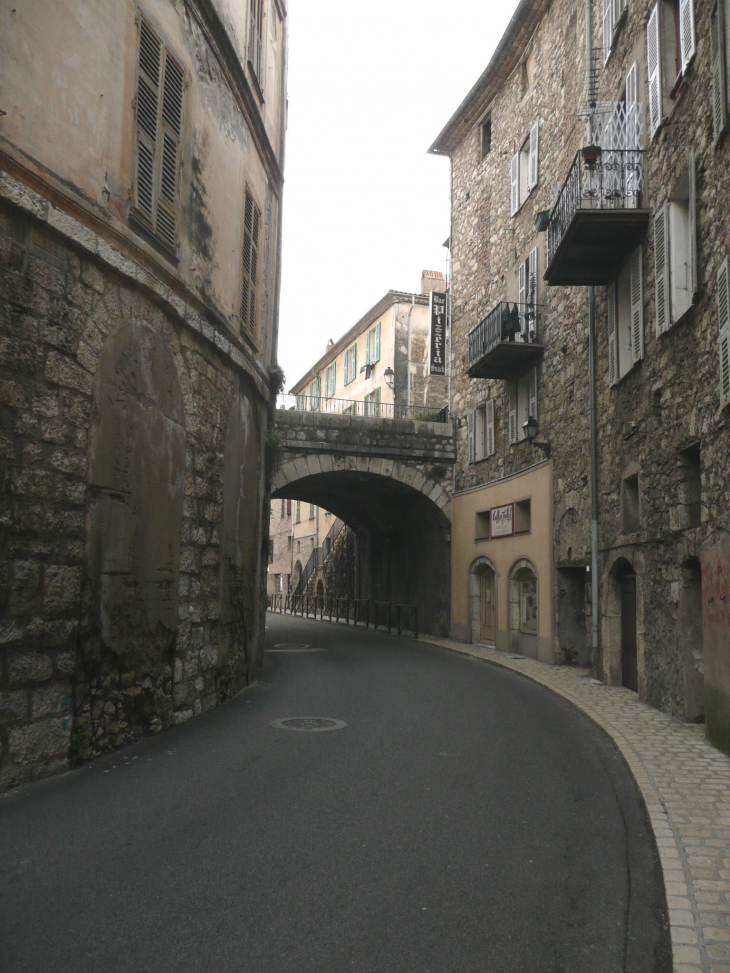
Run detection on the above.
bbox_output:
[608,558,638,692]
[680,558,704,720]
[469,557,497,645]
[509,559,538,658]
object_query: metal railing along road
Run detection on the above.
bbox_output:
[467,301,542,370]
[547,148,645,265]
[266,595,418,640]
[277,394,449,424]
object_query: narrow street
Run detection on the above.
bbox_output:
[1,615,669,973]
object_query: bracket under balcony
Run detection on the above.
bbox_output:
[467,302,544,381]
[544,147,649,287]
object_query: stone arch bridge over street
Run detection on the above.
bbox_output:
[271,407,456,635]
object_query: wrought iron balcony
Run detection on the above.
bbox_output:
[467,302,544,380]
[544,147,649,286]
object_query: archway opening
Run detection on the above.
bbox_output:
[680,558,704,721]
[272,469,451,635]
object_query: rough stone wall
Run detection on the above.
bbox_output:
[447,0,730,733]
[448,0,592,660]
[0,199,268,788]
[266,498,291,594]
[320,527,356,601]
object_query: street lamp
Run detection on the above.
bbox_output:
[384,366,395,392]
[522,416,551,458]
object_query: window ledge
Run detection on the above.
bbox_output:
[611,359,642,388]
[128,209,179,265]
[658,303,696,337]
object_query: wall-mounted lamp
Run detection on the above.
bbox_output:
[522,416,550,458]
[535,209,551,232]
[384,366,395,392]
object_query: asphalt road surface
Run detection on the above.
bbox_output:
[1,614,671,973]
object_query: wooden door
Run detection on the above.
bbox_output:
[480,569,495,643]
[621,575,638,692]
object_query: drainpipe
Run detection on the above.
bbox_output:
[588,286,600,668]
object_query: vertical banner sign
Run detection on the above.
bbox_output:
[429,292,447,376]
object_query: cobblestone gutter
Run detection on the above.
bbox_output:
[420,636,730,973]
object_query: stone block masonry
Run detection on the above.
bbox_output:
[0,196,269,790]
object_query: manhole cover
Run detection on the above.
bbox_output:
[270,717,347,732]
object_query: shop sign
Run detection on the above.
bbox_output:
[490,504,514,537]
[429,292,447,376]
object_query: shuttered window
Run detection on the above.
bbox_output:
[134,18,184,251]
[344,343,357,385]
[472,401,496,462]
[508,385,518,445]
[603,0,616,62]
[242,187,261,342]
[248,0,264,84]
[510,153,520,216]
[510,125,539,216]
[528,122,539,192]
[630,246,644,364]
[711,2,728,143]
[325,362,336,399]
[647,5,663,138]
[718,258,730,402]
[365,323,381,365]
[467,410,476,463]
[485,399,496,458]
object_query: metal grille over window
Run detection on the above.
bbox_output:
[134,18,183,251]
[242,188,261,340]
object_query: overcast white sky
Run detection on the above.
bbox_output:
[277,0,521,391]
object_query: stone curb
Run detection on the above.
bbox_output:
[417,635,730,973]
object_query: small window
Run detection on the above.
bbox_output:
[133,18,185,252]
[678,443,701,528]
[510,122,539,216]
[469,400,496,462]
[514,499,532,534]
[309,377,320,409]
[508,368,538,444]
[344,343,357,385]
[607,246,643,383]
[603,0,628,63]
[654,152,697,335]
[324,361,337,399]
[309,504,315,520]
[364,387,381,417]
[365,323,381,365]
[475,511,491,539]
[481,118,492,159]
[647,0,696,137]
[242,187,262,342]
[621,474,640,533]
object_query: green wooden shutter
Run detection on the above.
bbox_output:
[374,322,381,362]
[718,258,730,401]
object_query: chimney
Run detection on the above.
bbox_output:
[420,269,445,295]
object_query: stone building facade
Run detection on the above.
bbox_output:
[0,0,287,787]
[267,497,292,596]
[431,0,730,751]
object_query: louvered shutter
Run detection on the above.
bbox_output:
[711,2,728,143]
[528,122,539,191]
[630,246,644,363]
[528,247,538,313]
[476,406,485,461]
[343,349,349,385]
[679,0,696,73]
[242,188,261,339]
[718,259,730,401]
[156,52,183,249]
[485,399,495,457]
[603,0,615,62]
[365,331,371,365]
[647,5,662,138]
[510,153,520,215]
[374,322,381,362]
[654,203,671,335]
[508,385,518,444]
[332,361,336,397]
[528,368,538,421]
[351,343,357,380]
[248,0,264,82]
[467,410,476,463]
[607,283,618,385]
[688,148,698,300]
[135,20,161,222]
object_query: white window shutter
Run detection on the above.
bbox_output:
[518,261,526,307]
[476,406,486,461]
[508,385,518,444]
[718,259,730,401]
[603,0,615,62]
[607,283,618,385]
[711,2,728,143]
[630,246,644,364]
[688,148,698,301]
[528,122,539,191]
[647,5,663,138]
[510,153,520,216]
[467,410,476,463]
[528,368,538,421]
[654,203,671,335]
[679,0,696,73]
[485,399,495,457]
[626,61,639,150]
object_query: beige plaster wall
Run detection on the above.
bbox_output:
[450,461,553,661]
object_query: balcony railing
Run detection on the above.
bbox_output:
[277,394,449,423]
[467,302,544,380]
[544,147,649,286]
